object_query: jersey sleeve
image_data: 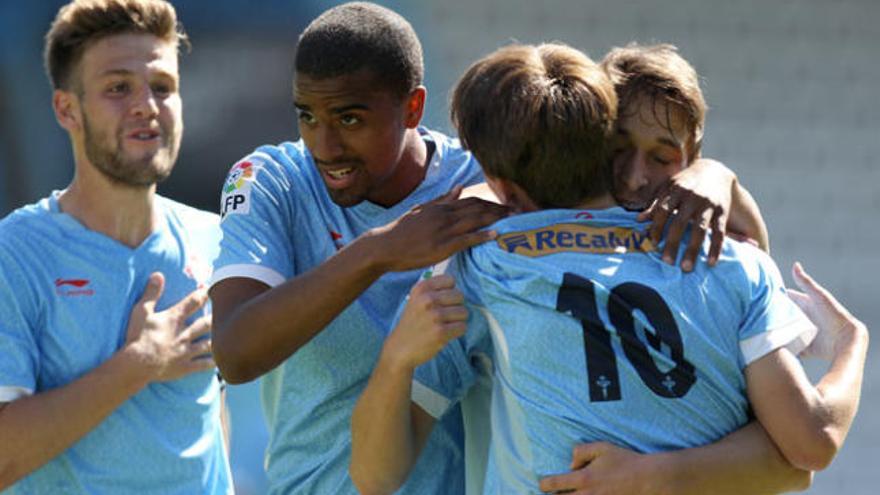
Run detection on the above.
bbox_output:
[0,247,39,401]
[412,251,491,418]
[211,152,297,289]
[738,249,817,365]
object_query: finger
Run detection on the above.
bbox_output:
[538,471,583,493]
[707,210,726,266]
[570,442,603,470]
[446,201,511,229]
[172,287,209,320]
[660,214,688,266]
[185,355,217,374]
[188,338,213,357]
[427,184,464,205]
[443,321,467,339]
[445,229,499,254]
[681,208,712,272]
[180,315,212,340]
[437,305,469,323]
[785,289,811,314]
[433,288,465,307]
[636,198,657,222]
[138,272,166,312]
[648,189,677,244]
[421,273,456,291]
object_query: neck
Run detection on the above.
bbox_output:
[58,160,159,248]
[574,192,617,210]
[369,128,427,207]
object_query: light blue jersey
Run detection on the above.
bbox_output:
[0,193,231,495]
[413,207,815,494]
[212,128,483,494]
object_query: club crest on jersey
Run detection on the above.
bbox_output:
[221,160,260,220]
[497,224,655,257]
[54,278,94,296]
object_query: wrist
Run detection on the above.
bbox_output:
[112,345,156,391]
[352,228,393,277]
[378,341,419,377]
[835,320,869,354]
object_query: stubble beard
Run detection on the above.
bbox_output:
[82,112,177,188]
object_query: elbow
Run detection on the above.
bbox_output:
[212,338,258,384]
[783,428,841,472]
[349,465,400,495]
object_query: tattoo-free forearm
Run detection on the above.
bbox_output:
[350,352,429,495]
[0,349,151,489]
[728,182,770,252]
[211,233,388,383]
[653,421,811,495]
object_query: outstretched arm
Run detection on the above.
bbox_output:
[0,273,215,489]
[350,275,467,494]
[211,190,508,383]
[746,263,868,471]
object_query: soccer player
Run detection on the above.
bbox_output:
[208,2,508,494]
[604,43,770,268]
[350,42,868,494]
[0,0,231,493]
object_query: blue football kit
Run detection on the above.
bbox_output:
[212,128,483,494]
[412,207,816,494]
[0,193,232,495]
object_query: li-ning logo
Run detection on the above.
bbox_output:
[55,278,94,297]
[330,230,344,250]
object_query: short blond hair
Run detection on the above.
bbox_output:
[44,0,188,90]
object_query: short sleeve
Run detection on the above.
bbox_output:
[0,249,39,400]
[412,252,491,418]
[212,153,297,288]
[739,251,817,365]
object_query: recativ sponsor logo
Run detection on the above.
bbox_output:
[497,224,655,257]
[55,278,94,296]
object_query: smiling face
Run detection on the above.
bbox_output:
[65,32,182,187]
[293,69,425,208]
[610,94,692,211]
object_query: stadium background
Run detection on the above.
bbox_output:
[0,0,876,493]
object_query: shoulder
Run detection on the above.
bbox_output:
[158,196,220,229]
[713,237,784,293]
[0,197,52,249]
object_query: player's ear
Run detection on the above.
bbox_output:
[53,89,82,133]
[403,86,426,128]
[486,176,539,213]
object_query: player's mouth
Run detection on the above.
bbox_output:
[126,128,161,143]
[318,162,360,189]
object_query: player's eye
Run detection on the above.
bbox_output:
[107,82,129,95]
[339,114,361,127]
[298,111,317,126]
[651,154,672,166]
[151,82,173,98]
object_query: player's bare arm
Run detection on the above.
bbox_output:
[640,158,770,271]
[350,275,465,494]
[746,263,869,471]
[540,422,811,495]
[211,190,508,383]
[0,273,213,489]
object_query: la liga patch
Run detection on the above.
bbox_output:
[221,160,259,219]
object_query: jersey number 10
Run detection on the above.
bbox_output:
[556,272,696,402]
